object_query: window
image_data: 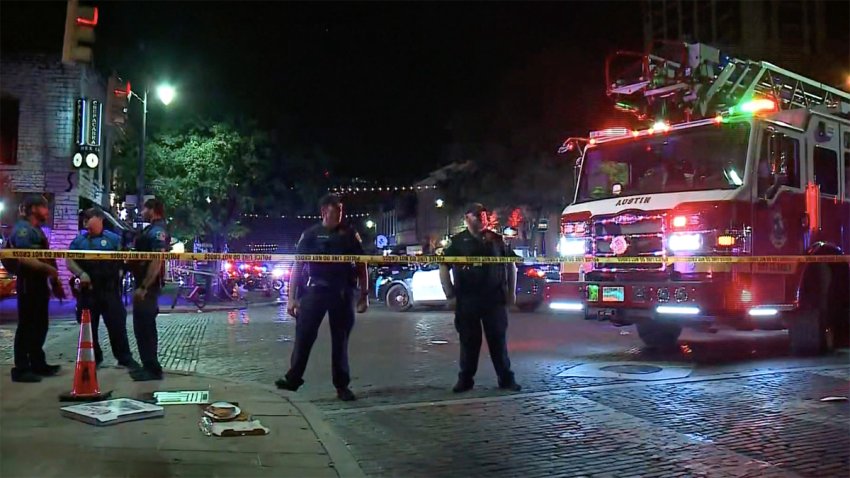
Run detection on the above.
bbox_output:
[845,153,850,200]
[576,123,750,203]
[758,131,800,198]
[812,146,839,196]
[0,97,20,165]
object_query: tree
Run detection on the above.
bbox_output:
[141,120,270,251]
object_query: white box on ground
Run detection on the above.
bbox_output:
[61,398,165,426]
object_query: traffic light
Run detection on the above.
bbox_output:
[62,0,98,65]
[106,74,130,126]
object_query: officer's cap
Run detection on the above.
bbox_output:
[319,194,342,208]
[22,194,48,211]
[464,203,488,216]
[84,208,106,220]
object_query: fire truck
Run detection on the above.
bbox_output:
[546,42,850,355]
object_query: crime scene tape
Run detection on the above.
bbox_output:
[1,249,849,264]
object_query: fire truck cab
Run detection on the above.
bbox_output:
[547,43,850,355]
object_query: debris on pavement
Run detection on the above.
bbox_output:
[198,401,270,437]
[154,390,211,405]
[819,396,848,402]
[199,416,270,437]
[61,398,165,426]
[203,401,241,420]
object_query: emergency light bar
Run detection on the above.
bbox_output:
[589,128,630,140]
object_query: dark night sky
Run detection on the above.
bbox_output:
[14,0,848,186]
[1,1,649,183]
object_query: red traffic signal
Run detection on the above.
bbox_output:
[62,0,97,65]
[106,74,130,126]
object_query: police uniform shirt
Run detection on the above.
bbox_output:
[133,219,170,286]
[297,223,364,289]
[443,229,516,300]
[69,229,122,281]
[8,219,50,285]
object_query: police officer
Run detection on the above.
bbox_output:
[66,208,139,369]
[275,194,369,401]
[8,195,65,383]
[439,203,521,393]
[130,198,169,381]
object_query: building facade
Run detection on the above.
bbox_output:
[1,54,110,289]
[642,0,846,85]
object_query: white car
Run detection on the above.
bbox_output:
[378,262,557,312]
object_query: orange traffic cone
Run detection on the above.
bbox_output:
[59,309,112,402]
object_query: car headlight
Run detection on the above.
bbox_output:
[559,237,587,256]
[271,268,286,279]
[668,233,702,252]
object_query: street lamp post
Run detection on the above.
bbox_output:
[131,82,175,213]
[435,198,450,238]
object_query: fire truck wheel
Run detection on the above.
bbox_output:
[789,264,845,355]
[636,321,682,351]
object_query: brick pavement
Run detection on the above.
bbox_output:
[325,367,850,478]
[2,305,849,477]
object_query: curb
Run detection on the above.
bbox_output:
[188,371,366,478]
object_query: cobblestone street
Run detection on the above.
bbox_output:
[1,304,848,477]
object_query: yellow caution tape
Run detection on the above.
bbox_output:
[0,249,848,264]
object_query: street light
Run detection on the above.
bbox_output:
[365,219,375,229]
[156,84,176,106]
[435,198,449,236]
[132,81,176,213]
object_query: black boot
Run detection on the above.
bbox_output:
[11,368,42,383]
[274,377,302,391]
[452,378,474,393]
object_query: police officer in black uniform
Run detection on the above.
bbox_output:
[66,208,139,369]
[440,203,521,393]
[130,198,170,381]
[275,194,369,401]
[7,195,66,383]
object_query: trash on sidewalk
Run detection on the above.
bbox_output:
[203,401,241,420]
[61,398,164,426]
[197,401,270,437]
[619,330,630,335]
[199,416,270,437]
[154,390,211,405]
[819,396,848,402]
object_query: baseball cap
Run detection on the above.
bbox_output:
[464,203,487,216]
[319,193,343,208]
[23,195,48,210]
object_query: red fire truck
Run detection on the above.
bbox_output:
[546,42,849,355]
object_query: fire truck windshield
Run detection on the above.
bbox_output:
[576,122,751,203]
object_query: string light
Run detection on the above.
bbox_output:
[240,213,372,219]
[328,184,438,195]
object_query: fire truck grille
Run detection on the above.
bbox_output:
[591,213,665,271]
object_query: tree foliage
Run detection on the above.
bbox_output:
[143,121,269,248]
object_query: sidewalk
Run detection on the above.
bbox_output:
[0,365,348,478]
[0,296,283,323]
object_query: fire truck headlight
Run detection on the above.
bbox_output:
[559,237,587,256]
[668,233,702,252]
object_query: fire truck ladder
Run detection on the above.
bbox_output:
[607,42,850,121]
[697,59,850,117]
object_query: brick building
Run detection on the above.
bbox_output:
[0,54,110,289]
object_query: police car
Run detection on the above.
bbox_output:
[376,262,558,313]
